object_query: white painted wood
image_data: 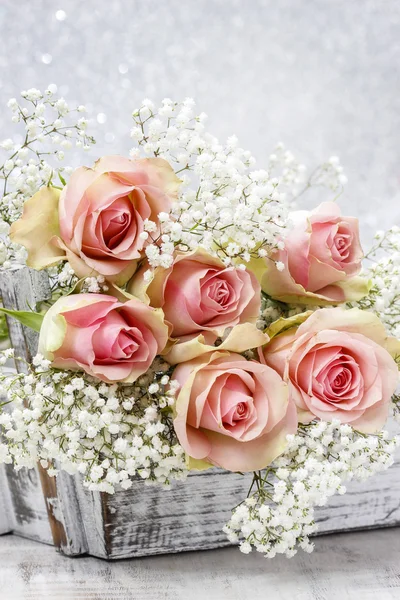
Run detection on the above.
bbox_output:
[0,268,54,546]
[0,528,399,600]
[1,266,400,560]
[64,457,400,559]
[3,466,54,544]
[317,453,400,534]
[0,464,13,535]
[0,268,51,362]
[72,470,254,559]
[49,469,88,555]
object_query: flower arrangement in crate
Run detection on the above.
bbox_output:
[0,89,399,559]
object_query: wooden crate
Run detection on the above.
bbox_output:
[0,267,399,559]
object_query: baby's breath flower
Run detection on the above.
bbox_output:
[224,420,399,558]
[0,354,186,491]
[130,98,295,267]
[0,90,95,268]
[355,227,400,339]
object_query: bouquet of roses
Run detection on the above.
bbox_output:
[0,90,399,558]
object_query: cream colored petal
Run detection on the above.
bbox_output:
[265,311,313,340]
[39,313,67,358]
[383,336,400,361]
[126,262,153,304]
[63,244,138,285]
[296,307,390,348]
[141,157,182,200]
[238,255,268,284]
[318,276,371,303]
[186,456,213,471]
[10,186,66,269]
[106,282,135,302]
[165,323,269,365]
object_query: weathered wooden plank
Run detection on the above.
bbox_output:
[67,456,400,560]
[0,268,51,362]
[49,470,88,555]
[316,458,400,534]
[72,470,253,559]
[0,268,55,546]
[3,464,53,544]
[0,464,13,535]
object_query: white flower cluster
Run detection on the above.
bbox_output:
[284,156,348,212]
[0,88,95,268]
[311,156,348,190]
[46,266,110,296]
[81,275,110,294]
[224,420,399,558]
[267,142,307,202]
[130,98,290,268]
[0,354,187,492]
[47,262,79,294]
[356,227,400,339]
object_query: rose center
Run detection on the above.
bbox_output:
[222,395,252,428]
[116,330,139,359]
[92,318,144,363]
[311,350,363,405]
[216,373,255,430]
[102,209,132,250]
[332,368,350,390]
[234,401,248,419]
[333,228,352,260]
[207,279,231,307]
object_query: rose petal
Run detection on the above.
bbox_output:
[10,186,66,269]
[165,323,269,365]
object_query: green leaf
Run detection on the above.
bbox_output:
[58,172,66,186]
[0,308,43,332]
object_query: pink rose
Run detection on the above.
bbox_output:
[10,156,180,284]
[172,351,297,471]
[261,308,400,432]
[260,202,369,304]
[38,293,169,383]
[128,248,261,341]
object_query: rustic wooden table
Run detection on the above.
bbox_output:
[0,528,399,600]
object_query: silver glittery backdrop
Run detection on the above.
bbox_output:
[1,0,399,239]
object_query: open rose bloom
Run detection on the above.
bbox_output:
[10,155,180,284]
[260,202,370,305]
[39,293,169,383]
[172,350,297,471]
[261,308,400,432]
[129,248,261,338]
[129,248,261,362]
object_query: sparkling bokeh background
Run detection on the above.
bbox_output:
[0,0,399,238]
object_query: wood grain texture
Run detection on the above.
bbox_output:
[0,268,54,546]
[67,458,400,559]
[316,460,400,534]
[0,528,399,600]
[0,267,51,362]
[0,465,13,535]
[72,470,253,559]
[3,465,53,544]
